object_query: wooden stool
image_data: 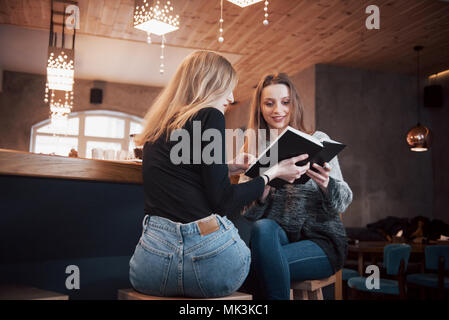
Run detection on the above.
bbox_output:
[118,289,252,300]
[290,274,337,300]
[0,284,68,300]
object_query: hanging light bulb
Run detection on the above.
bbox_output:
[406,124,431,152]
[263,0,269,25]
[160,34,166,74]
[218,0,224,43]
[406,46,431,152]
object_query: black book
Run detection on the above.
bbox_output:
[244,126,346,188]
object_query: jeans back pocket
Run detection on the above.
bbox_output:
[191,233,250,298]
[129,235,173,297]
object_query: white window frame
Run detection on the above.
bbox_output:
[30,110,144,158]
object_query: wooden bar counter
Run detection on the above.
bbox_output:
[0,149,144,299]
[0,148,143,184]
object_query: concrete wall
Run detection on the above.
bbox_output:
[429,75,449,224]
[0,71,162,152]
[290,65,316,134]
[315,64,435,227]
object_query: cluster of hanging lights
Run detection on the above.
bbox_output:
[44,0,77,127]
[133,0,272,73]
[133,0,179,74]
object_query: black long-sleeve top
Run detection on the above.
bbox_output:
[143,107,265,223]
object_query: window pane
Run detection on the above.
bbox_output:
[86,141,122,159]
[36,118,79,135]
[85,116,125,138]
[35,135,78,157]
[130,121,143,136]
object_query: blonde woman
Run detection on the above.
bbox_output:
[129,52,306,298]
[239,73,353,300]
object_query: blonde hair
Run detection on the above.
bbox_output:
[135,50,238,146]
[244,73,311,156]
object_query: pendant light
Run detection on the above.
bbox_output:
[133,0,180,75]
[406,46,431,152]
[44,0,77,128]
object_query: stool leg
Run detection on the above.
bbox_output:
[349,287,358,300]
[293,289,308,300]
[308,289,324,300]
[420,287,426,300]
[343,280,348,300]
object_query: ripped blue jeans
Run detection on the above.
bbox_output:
[129,214,251,298]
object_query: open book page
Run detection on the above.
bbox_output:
[245,126,323,174]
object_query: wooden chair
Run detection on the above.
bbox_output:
[341,268,359,300]
[289,214,345,300]
[0,284,68,300]
[407,245,449,300]
[347,244,411,300]
[290,273,338,300]
[118,289,252,300]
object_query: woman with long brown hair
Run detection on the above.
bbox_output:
[239,73,353,300]
[129,52,306,298]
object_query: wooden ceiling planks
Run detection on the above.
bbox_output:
[0,0,448,101]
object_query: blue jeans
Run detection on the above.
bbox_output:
[242,219,334,300]
[129,214,251,298]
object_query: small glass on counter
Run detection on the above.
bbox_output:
[129,134,143,160]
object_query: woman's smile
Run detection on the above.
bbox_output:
[271,115,287,123]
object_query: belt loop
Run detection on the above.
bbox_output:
[176,223,183,244]
[215,214,231,230]
[142,215,149,230]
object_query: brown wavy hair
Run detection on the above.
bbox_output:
[244,73,312,156]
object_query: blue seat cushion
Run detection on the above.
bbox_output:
[407,273,449,289]
[347,277,400,295]
[342,268,359,281]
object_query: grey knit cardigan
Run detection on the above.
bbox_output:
[240,131,353,272]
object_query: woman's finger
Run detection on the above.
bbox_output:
[293,154,309,163]
[306,169,326,183]
[298,162,310,172]
[312,163,330,175]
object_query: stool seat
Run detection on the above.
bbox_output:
[291,274,336,300]
[407,273,449,289]
[347,277,401,295]
[0,284,68,300]
[118,289,252,300]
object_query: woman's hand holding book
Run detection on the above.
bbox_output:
[306,162,332,193]
[264,154,310,184]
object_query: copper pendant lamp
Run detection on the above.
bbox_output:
[406,46,431,152]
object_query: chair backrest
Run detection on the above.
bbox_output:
[425,245,449,271]
[383,244,411,276]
